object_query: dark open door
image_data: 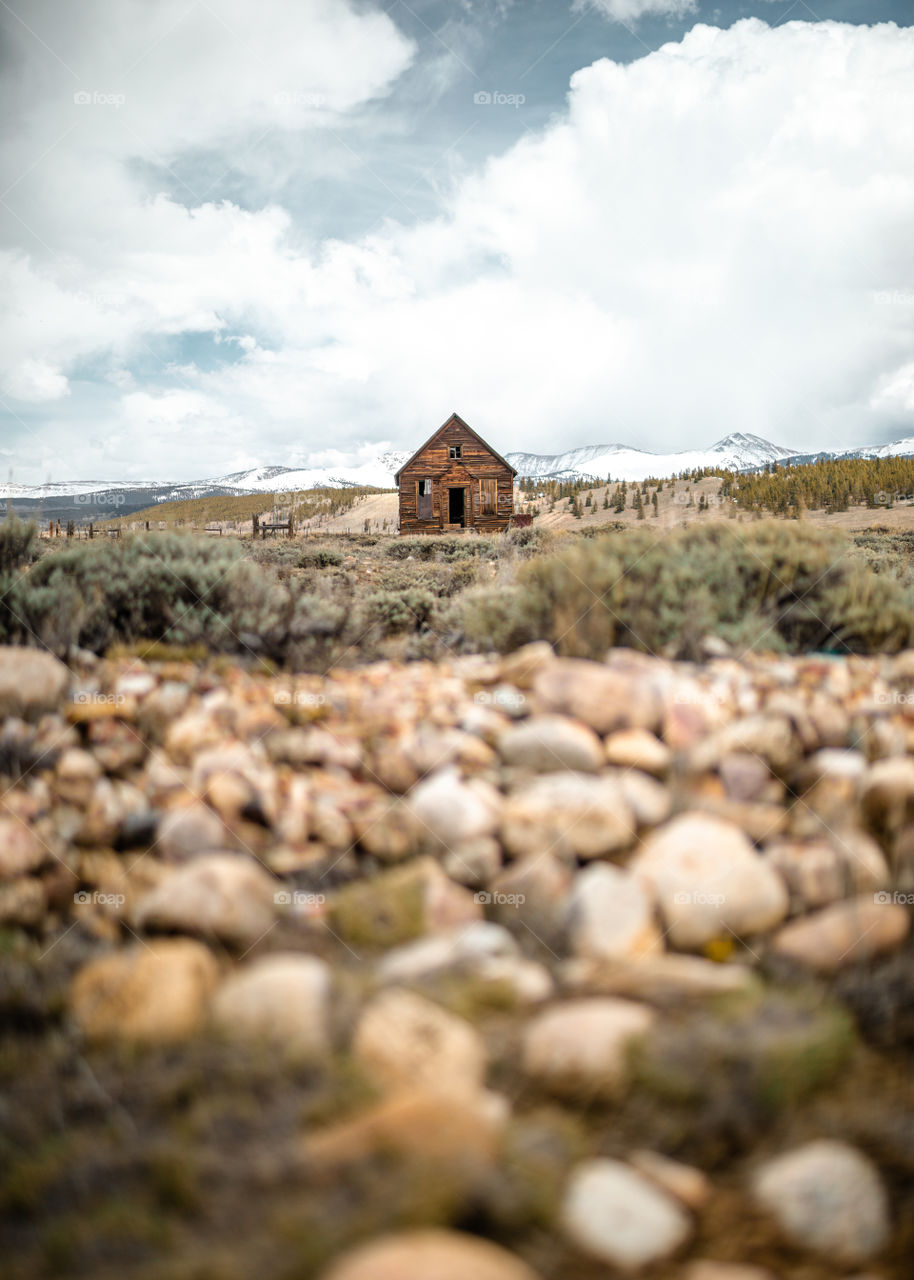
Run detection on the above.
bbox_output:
[448,487,466,526]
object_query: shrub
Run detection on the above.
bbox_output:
[360,588,436,635]
[0,512,39,574]
[458,521,914,659]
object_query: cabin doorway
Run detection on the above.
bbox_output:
[448,487,466,527]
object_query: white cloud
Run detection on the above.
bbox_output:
[3,15,914,480]
[576,0,697,25]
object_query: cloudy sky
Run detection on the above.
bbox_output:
[1,0,913,483]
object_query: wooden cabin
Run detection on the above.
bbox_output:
[395,413,516,534]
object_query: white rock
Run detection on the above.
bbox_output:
[501,773,636,860]
[497,715,604,773]
[523,999,654,1100]
[561,1158,692,1269]
[134,853,278,947]
[630,812,788,949]
[568,862,662,961]
[407,768,501,849]
[751,1140,889,1262]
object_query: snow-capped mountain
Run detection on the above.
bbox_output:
[506,433,795,482]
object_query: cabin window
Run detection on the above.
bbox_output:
[417,477,433,518]
[449,444,462,459]
[479,477,497,515]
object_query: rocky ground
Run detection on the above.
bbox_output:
[2,640,914,1279]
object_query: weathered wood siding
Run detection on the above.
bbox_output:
[397,417,514,534]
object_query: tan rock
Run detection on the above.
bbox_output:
[134,853,278,947]
[211,953,331,1060]
[630,813,789,949]
[319,1229,543,1280]
[156,802,228,861]
[568,862,662,961]
[407,767,501,849]
[771,895,909,973]
[533,658,661,735]
[498,641,555,689]
[628,1149,711,1210]
[497,715,604,773]
[562,952,755,1004]
[617,769,673,828]
[54,748,102,807]
[352,988,487,1097]
[861,756,914,832]
[764,834,888,910]
[0,816,46,879]
[69,938,219,1042]
[605,729,671,776]
[683,1264,777,1280]
[0,876,46,925]
[501,773,636,860]
[0,647,69,719]
[522,998,654,1100]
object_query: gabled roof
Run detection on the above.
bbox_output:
[394,412,518,484]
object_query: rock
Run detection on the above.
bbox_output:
[164,709,226,763]
[378,921,518,984]
[694,713,800,775]
[497,715,603,773]
[567,862,662,961]
[69,938,219,1042]
[604,729,671,776]
[0,647,69,720]
[763,834,889,910]
[501,773,636,860]
[533,658,661,735]
[319,1229,543,1280]
[490,854,572,950]
[628,1149,711,1210]
[156,803,229,861]
[861,756,914,833]
[351,797,420,863]
[87,717,146,774]
[562,952,755,1005]
[751,1140,889,1262]
[0,816,46,879]
[630,813,789,949]
[561,1158,692,1270]
[796,749,866,822]
[304,1089,502,1170]
[211,953,331,1060]
[352,988,487,1097]
[771,895,909,973]
[330,858,482,948]
[617,769,673,828]
[522,998,654,1100]
[54,748,102,807]
[683,1265,777,1280]
[407,768,501,848]
[718,753,775,803]
[134,853,279,948]
[499,641,555,689]
[0,876,46,925]
[442,837,501,888]
[76,778,148,846]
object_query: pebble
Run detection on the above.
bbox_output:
[763,834,888,910]
[156,802,229,861]
[861,756,914,832]
[0,647,69,719]
[560,1158,692,1270]
[533,658,661,735]
[630,812,789,949]
[683,1265,777,1280]
[319,1229,543,1280]
[522,998,654,1100]
[211,953,331,1060]
[134,853,279,947]
[352,988,487,1097]
[751,1140,889,1262]
[771,895,909,972]
[604,729,671,776]
[496,715,604,773]
[54,748,102,807]
[567,862,662,961]
[69,938,220,1042]
[563,952,755,1004]
[628,1148,711,1210]
[0,816,46,879]
[407,767,502,848]
[501,773,636,860]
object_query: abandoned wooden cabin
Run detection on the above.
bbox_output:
[395,413,516,534]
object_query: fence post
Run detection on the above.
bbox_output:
[89,522,94,539]
[253,514,259,539]
[66,520,74,538]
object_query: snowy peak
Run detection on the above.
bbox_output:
[506,433,794,482]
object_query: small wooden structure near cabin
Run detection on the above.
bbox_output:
[395,412,516,534]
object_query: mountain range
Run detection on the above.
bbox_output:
[3,432,914,522]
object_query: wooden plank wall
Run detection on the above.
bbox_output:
[398,419,514,534]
